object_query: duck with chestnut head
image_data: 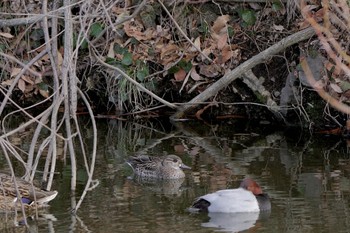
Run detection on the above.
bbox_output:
[190,178,271,213]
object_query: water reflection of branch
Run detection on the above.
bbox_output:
[0,212,57,232]
[69,213,91,233]
[173,122,250,160]
[137,133,179,155]
[106,120,181,156]
[289,136,312,192]
[73,89,99,213]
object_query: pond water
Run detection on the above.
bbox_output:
[2,119,350,232]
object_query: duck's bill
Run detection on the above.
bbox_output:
[180,164,191,170]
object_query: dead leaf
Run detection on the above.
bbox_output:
[2,79,14,86]
[190,67,202,81]
[302,4,319,13]
[0,32,14,38]
[249,2,262,10]
[174,144,185,153]
[107,41,115,58]
[160,44,179,65]
[199,64,221,78]
[189,37,201,52]
[201,47,213,61]
[39,89,49,98]
[18,79,25,93]
[273,24,284,31]
[11,68,22,77]
[112,6,129,15]
[35,76,43,84]
[231,48,241,61]
[21,75,34,85]
[25,83,34,93]
[123,21,155,41]
[330,83,342,93]
[217,34,228,50]
[189,146,201,156]
[215,45,234,64]
[57,51,63,67]
[174,69,186,82]
[212,15,230,34]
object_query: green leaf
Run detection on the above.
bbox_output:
[80,39,88,49]
[148,47,156,57]
[105,57,119,65]
[136,66,149,82]
[144,80,157,92]
[37,82,48,91]
[0,44,5,52]
[113,44,128,55]
[90,23,104,38]
[339,81,350,91]
[178,60,192,72]
[73,33,88,49]
[30,29,44,40]
[198,22,209,34]
[130,37,139,45]
[272,2,283,11]
[241,10,256,26]
[168,66,180,74]
[121,52,133,66]
[77,169,88,184]
[227,26,235,37]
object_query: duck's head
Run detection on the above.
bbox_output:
[162,155,191,170]
[240,178,263,195]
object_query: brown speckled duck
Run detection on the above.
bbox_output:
[0,173,58,211]
[127,154,191,179]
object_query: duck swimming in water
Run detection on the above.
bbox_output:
[0,173,58,211]
[127,154,191,179]
[190,178,271,213]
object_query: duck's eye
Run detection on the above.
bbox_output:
[173,159,178,162]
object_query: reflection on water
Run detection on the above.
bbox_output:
[0,212,56,232]
[130,176,187,196]
[1,119,350,232]
[202,212,258,232]
[200,211,270,232]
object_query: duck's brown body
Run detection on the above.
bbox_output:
[0,173,58,211]
[127,155,191,179]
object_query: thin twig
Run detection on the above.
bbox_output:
[158,0,213,62]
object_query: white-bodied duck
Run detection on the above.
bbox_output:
[190,178,271,213]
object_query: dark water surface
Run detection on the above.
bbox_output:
[3,119,350,232]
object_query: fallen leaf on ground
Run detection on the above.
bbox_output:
[211,15,230,34]
[11,67,22,77]
[0,32,14,38]
[199,64,221,77]
[174,69,186,81]
[190,67,202,81]
[217,34,228,50]
[18,79,25,92]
